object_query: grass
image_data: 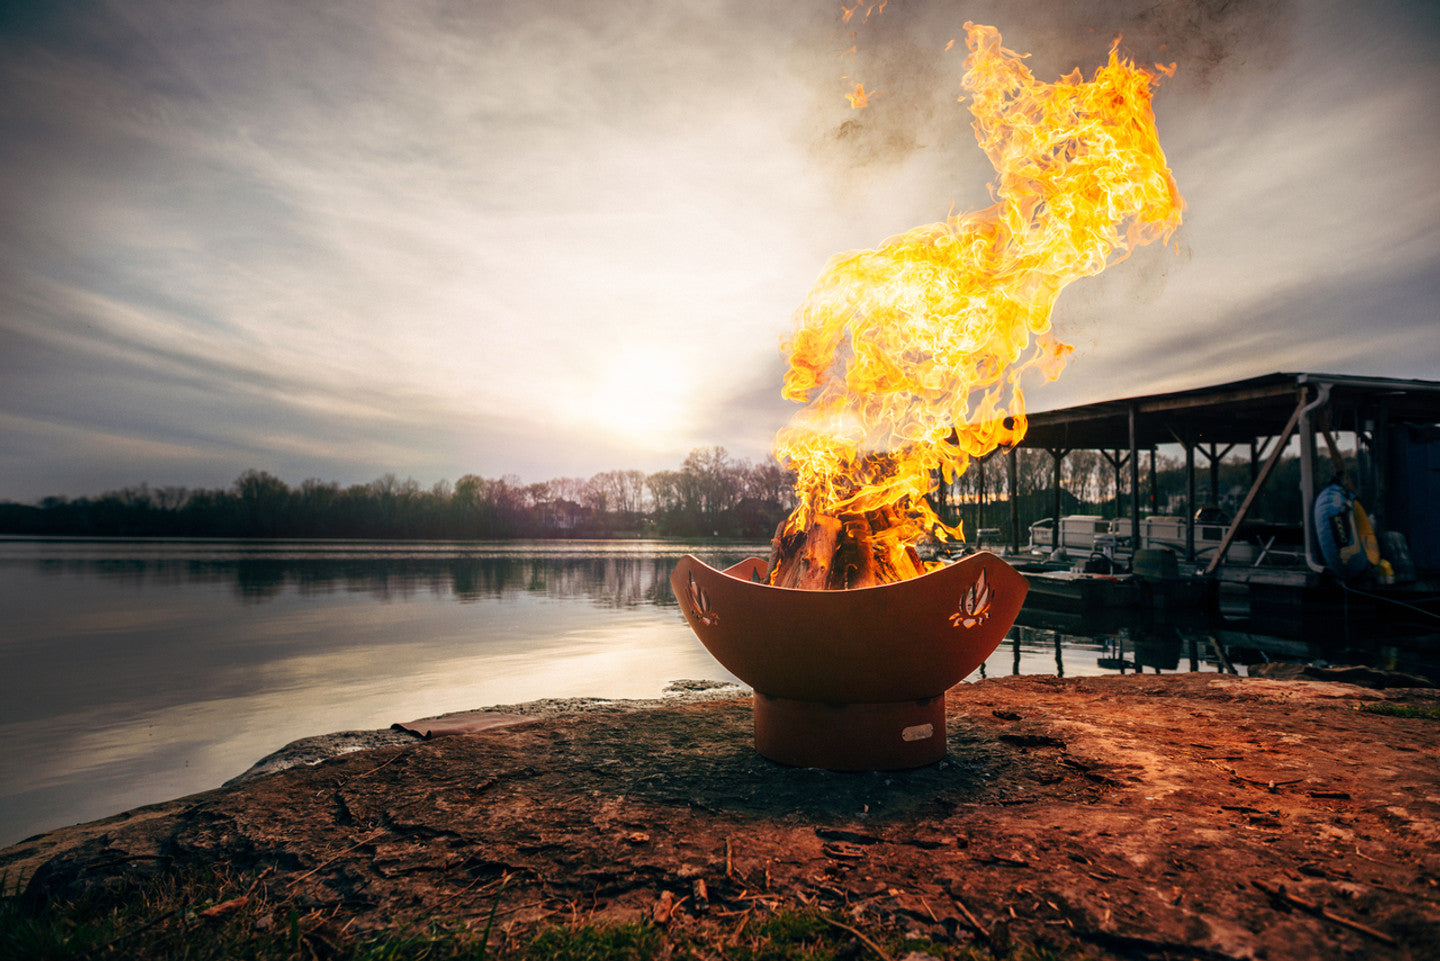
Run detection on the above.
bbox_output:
[519,922,661,961]
[0,867,1098,961]
[1361,702,1440,720]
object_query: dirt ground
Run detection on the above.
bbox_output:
[7,672,1440,960]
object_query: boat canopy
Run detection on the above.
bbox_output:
[983,372,1440,575]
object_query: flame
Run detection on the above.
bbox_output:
[845,82,874,109]
[773,22,1183,583]
[842,1,888,25]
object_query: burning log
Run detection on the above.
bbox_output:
[768,507,927,591]
[767,514,841,590]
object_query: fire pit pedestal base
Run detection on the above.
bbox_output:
[672,552,1026,771]
[752,693,945,771]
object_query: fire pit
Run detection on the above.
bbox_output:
[663,20,1178,772]
[671,552,1027,770]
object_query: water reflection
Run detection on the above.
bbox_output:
[11,541,1263,680]
[14,538,756,608]
[0,537,1251,850]
[221,554,694,606]
[0,538,766,848]
[981,606,1221,679]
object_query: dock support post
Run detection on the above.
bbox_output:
[1007,448,1019,555]
[1048,448,1070,556]
[976,454,986,543]
[1372,403,1390,530]
[1298,381,1332,573]
[1129,403,1141,552]
[1101,449,1129,522]
[1210,443,1222,507]
[1052,450,1063,555]
[1149,449,1157,516]
[1186,442,1196,561]
[1197,443,1236,512]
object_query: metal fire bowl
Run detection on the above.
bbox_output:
[671,551,1028,770]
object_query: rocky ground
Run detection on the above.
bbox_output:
[5,672,1440,960]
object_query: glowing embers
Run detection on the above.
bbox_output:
[671,551,1027,770]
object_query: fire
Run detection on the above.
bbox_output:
[842,2,888,25]
[845,82,873,109]
[769,22,1184,590]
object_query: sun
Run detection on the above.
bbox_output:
[585,347,691,448]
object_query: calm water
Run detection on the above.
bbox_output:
[0,537,1213,848]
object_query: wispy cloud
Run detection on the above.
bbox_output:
[1,0,1437,499]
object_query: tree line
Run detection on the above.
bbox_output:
[0,448,797,541]
[0,443,1315,543]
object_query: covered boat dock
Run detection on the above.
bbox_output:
[996,372,1440,590]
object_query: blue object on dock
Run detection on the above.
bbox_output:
[1314,482,1371,580]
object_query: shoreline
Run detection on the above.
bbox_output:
[6,671,1439,960]
[1,679,750,888]
[223,678,751,786]
[224,663,1434,788]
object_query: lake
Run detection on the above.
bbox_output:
[0,537,1215,848]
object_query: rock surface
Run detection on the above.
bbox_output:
[6,673,1440,960]
[226,678,748,783]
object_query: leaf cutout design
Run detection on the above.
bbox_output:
[687,571,719,627]
[949,567,993,629]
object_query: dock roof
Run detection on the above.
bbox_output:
[1015,372,1440,452]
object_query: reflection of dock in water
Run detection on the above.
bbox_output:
[1000,596,1440,685]
[1000,604,1212,678]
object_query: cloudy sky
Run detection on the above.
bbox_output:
[1,0,1437,501]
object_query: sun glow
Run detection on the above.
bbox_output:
[584,347,692,447]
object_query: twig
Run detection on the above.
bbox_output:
[1252,879,1397,946]
[196,864,276,919]
[950,892,991,941]
[1219,767,1304,789]
[821,916,893,961]
[428,870,514,916]
[1354,845,1394,865]
[245,865,275,896]
[286,829,386,888]
[197,896,249,919]
[348,751,406,782]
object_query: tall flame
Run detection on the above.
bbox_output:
[772,23,1184,582]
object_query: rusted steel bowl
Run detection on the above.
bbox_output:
[671,551,1028,770]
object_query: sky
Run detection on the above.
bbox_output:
[1,0,1437,501]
